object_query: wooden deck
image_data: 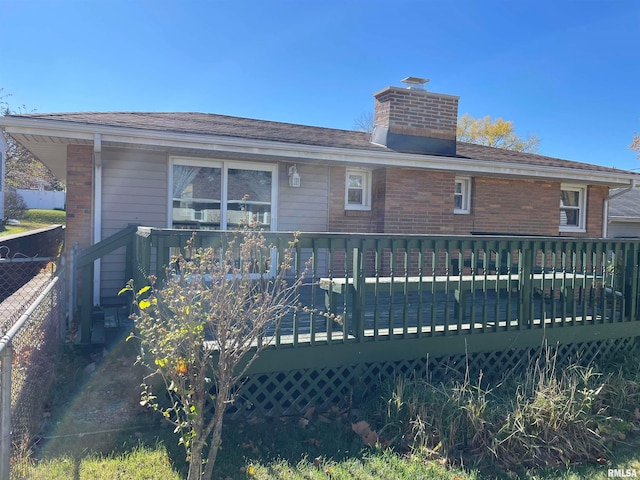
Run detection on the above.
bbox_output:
[72,228,640,416]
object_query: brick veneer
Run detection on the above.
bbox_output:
[328,166,607,237]
[66,144,93,250]
[374,87,459,142]
[328,166,378,233]
[583,185,607,237]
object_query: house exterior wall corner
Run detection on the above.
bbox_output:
[585,184,607,237]
[66,144,93,251]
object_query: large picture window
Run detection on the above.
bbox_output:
[171,159,277,230]
[560,184,586,232]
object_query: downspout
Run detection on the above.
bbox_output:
[93,133,102,305]
[603,179,637,238]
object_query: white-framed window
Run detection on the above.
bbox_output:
[560,184,586,232]
[170,157,278,230]
[345,169,372,210]
[454,176,471,214]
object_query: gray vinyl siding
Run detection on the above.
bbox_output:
[277,164,329,232]
[277,164,330,275]
[100,149,168,298]
[608,221,640,238]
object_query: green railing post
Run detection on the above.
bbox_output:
[80,262,94,344]
[623,243,639,320]
[519,241,534,328]
[352,245,365,341]
[124,235,134,285]
[154,235,171,284]
[632,243,640,320]
[135,229,151,288]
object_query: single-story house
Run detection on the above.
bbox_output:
[607,186,640,238]
[0,77,638,302]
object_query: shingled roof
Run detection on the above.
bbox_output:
[610,187,640,218]
[7,111,634,176]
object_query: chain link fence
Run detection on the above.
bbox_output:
[0,253,65,479]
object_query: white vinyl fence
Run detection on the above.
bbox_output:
[16,189,65,211]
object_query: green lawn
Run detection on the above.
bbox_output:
[20,343,640,480]
[0,209,65,237]
[17,420,640,480]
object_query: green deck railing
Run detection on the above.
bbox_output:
[75,227,640,353]
[133,230,640,343]
[75,225,139,343]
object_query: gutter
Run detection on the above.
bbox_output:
[603,179,637,237]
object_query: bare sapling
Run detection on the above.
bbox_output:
[122,224,305,479]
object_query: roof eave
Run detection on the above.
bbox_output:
[0,116,636,187]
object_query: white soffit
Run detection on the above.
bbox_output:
[19,140,68,182]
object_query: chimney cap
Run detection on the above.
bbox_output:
[401,77,430,89]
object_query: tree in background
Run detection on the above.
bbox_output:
[4,188,28,220]
[631,130,639,158]
[456,113,540,153]
[1,88,64,191]
[0,87,12,116]
[353,111,374,134]
[124,226,313,479]
[354,110,540,153]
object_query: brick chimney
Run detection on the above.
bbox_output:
[371,77,459,156]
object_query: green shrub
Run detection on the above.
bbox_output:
[4,188,27,219]
[22,209,66,224]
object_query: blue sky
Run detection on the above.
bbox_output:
[1,0,638,170]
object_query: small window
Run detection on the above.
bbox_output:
[454,177,471,214]
[560,184,586,232]
[345,169,371,210]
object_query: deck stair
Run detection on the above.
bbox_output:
[90,296,133,345]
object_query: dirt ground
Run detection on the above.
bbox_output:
[34,335,158,459]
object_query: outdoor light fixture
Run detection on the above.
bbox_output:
[288,165,301,187]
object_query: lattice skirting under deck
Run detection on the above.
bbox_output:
[227,336,638,419]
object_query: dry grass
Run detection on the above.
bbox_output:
[370,346,640,476]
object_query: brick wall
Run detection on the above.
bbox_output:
[328,166,606,237]
[374,87,459,142]
[469,177,559,235]
[328,166,380,233]
[583,185,607,237]
[381,168,454,234]
[66,144,93,250]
